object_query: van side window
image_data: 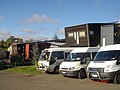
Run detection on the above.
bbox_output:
[51,51,64,60]
[116,50,120,59]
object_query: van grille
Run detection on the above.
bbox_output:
[61,68,68,70]
[88,68,104,73]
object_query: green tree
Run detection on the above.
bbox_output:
[5,36,15,47]
[0,39,4,49]
[0,48,6,59]
[0,39,7,49]
[5,36,23,48]
[31,42,40,68]
[52,34,59,40]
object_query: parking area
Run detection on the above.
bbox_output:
[0,70,120,90]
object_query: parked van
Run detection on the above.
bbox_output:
[87,44,120,84]
[37,47,75,73]
[59,47,100,79]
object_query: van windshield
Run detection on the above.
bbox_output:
[65,53,86,61]
[94,50,120,61]
[39,50,50,60]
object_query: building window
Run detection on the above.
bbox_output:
[68,32,73,38]
[79,31,86,37]
[90,31,94,35]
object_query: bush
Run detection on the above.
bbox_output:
[0,48,6,60]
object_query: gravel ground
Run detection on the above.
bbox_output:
[0,70,120,90]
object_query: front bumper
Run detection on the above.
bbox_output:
[88,71,115,80]
[37,65,48,71]
[59,70,79,77]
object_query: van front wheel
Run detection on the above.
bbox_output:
[54,66,59,74]
[114,71,120,84]
[78,69,87,79]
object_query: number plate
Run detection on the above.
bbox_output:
[62,72,66,74]
[91,74,98,77]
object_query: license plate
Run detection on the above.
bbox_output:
[62,72,66,74]
[91,74,98,77]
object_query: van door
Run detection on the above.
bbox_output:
[84,52,97,64]
[81,52,91,64]
[49,51,64,73]
[80,52,92,72]
[50,51,64,65]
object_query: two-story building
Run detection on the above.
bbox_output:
[64,23,120,47]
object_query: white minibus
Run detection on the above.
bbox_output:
[87,44,120,84]
[59,47,100,79]
[37,47,75,73]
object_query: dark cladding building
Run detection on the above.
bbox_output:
[64,23,120,47]
[101,24,120,46]
[9,39,65,64]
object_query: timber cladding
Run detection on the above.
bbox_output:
[64,23,112,47]
[65,24,88,47]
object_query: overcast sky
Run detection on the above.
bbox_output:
[0,0,120,41]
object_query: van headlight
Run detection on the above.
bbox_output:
[69,67,75,70]
[104,65,111,72]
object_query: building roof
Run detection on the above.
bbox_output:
[65,22,118,29]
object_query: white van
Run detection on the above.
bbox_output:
[37,47,75,73]
[59,47,100,79]
[87,44,120,84]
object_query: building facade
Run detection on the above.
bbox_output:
[101,24,120,46]
[64,23,120,47]
[65,23,107,47]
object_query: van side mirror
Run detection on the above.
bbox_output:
[81,58,86,64]
[51,57,57,60]
[55,57,57,61]
[116,59,120,65]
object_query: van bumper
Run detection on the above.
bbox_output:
[59,70,79,77]
[88,71,115,80]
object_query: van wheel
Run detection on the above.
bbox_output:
[54,66,59,74]
[114,71,120,84]
[78,69,87,79]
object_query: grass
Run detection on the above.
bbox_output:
[7,65,41,76]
